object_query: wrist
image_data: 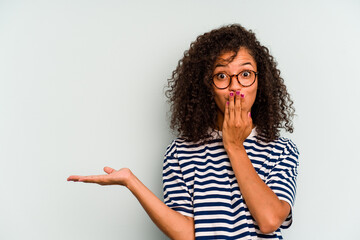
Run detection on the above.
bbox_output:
[225,144,246,157]
[224,142,245,152]
[125,170,139,191]
[118,168,134,188]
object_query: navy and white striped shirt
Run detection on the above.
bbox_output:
[162,128,299,239]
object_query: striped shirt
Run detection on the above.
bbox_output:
[162,128,299,239]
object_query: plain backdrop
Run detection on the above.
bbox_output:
[1,0,359,239]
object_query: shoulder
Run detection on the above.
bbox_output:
[270,137,300,171]
[250,128,299,156]
[275,137,300,158]
[247,132,300,167]
[164,135,223,159]
[164,139,178,158]
[164,137,193,158]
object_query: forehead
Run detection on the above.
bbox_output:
[214,48,256,67]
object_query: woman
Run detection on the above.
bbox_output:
[68,24,299,239]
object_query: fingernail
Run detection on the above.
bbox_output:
[249,112,251,117]
[240,93,245,98]
[230,92,234,97]
[226,101,229,105]
[236,91,240,95]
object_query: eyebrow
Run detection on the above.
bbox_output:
[214,62,253,68]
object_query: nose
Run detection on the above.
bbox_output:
[228,75,242,92]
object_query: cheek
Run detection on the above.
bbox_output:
[243,87,257,110]
[213,90,226,112]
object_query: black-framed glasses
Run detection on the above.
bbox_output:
[212,70,258,89]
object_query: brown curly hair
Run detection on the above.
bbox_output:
[166,24,295,143]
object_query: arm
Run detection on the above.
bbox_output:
[67,167,195,240]
[226,146,290,233]
[222,91,290,234]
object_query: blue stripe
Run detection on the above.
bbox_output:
[196,231,258,240]
[194,214,254,225]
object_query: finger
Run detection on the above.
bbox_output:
[235,91,241,121]
[67,175,84,182]
[104,166,116,174]
[229,91,235,121]
[224,100,229,123]
[240,93,247,121]
[78,175,108,184]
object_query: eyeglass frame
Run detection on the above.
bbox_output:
[211,70,259,89]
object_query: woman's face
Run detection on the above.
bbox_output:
[212,48,258,129]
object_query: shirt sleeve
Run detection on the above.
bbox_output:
[265,139,299,229]
[162,140,194,217]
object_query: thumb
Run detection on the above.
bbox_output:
[104,166,116,174]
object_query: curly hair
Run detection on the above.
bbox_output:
[165,24,295,143]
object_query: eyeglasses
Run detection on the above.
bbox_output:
[212,70,258,89]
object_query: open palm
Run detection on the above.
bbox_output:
[67,167,132,186]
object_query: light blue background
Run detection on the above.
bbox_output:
[1,0,359,239]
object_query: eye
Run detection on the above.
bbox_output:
[240,70,252,78]
[216,73,228,80]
